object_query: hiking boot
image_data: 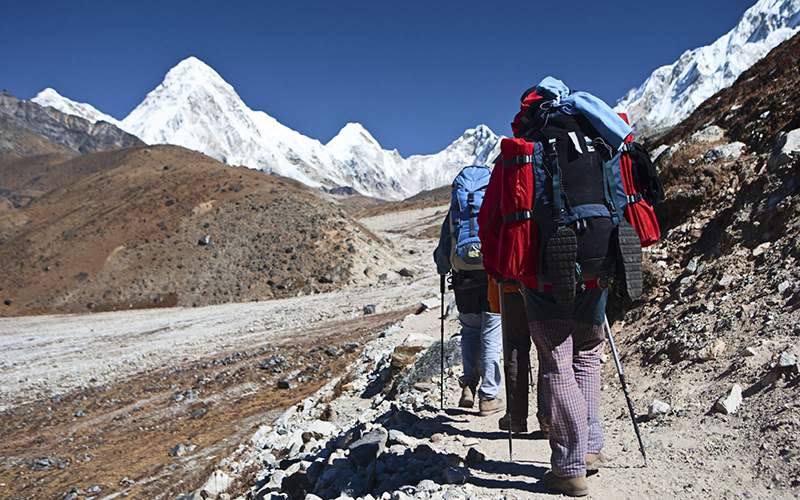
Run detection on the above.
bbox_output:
[498,413,528,433]
[478,397,503,416]
[541,471,588,497]
[586,452,606,472]
[458,385,475,408]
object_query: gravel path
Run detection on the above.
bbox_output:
[0,206,443,411]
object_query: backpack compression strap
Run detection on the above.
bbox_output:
[601,155,622,226]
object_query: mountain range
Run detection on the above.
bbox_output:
[31,59,498,200]
[615,0,800,136]
[26,0,799,198]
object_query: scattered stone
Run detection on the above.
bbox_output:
[648,400,671,419]
[741,347,758,357]
[465,447,485,466]
[304,494,323,500]
[198,235,212,246]
[277,379,292,390]
[190,407,208,419]
[691,125,725,143]
[698,339,726,361]
[119,477,135,487]
[412,382,435,393]
[778,352,798,378]
[718,275,735,288]
[260,355,286,370]
[169,443,196,457]
[348,427,388,466]
[769,128,800,168]
[442,466,469,485]
[3,298,11,306]
[324,346,341,357]
[302,420,337,441]
[87,485,102,494]
[30,457,55,471]
[778,281,793,295]
[430,433,444,443]
[713,384,743,415]
[398,268,415,278]
[201,470,232,497]
[686,257,699,274]
[388,429,416,447]
[414,303,429,315]
[391,346,421,369]
[417,479,440,492]
[704,142,745,162]
[752,242,771,257]
[363,304,377,315]
[74,409,86,418]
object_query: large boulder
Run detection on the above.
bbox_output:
[769,128,800,168]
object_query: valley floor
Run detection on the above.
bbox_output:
[0,203,796,499]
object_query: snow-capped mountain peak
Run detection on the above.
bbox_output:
[160,56,232,90]
[616,0,800,136]
[327,122,381,151]
[31,87,121,126]
[28,56,499,199]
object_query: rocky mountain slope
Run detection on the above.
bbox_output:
[0,145,393,316]
[0,92,142,155]
[31,57,499,200]
[616,0,800,137]
[617,31,800,490]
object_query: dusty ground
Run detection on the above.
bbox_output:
[2,199,798,499]
[0,206,436,499]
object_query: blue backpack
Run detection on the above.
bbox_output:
[449,165,491,271]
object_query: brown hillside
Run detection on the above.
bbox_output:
[614,33,800,490]
[0,145,386,316]
[355,185,451,218]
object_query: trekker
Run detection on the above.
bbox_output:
[479,76,660,497]
[486,278,549,435]
[433,165,504,416]
[479,154,550,437]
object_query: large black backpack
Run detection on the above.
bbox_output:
[524,111,643,303]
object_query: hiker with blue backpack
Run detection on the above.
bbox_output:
[478,76,661,497]
[433,165,504,416]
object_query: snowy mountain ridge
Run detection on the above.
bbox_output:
[30,57,499,200]
[616,0,800,136]
[32,88,121,127]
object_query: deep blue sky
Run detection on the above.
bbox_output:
[2,0,755,155]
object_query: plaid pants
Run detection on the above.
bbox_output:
[524,289,607,478]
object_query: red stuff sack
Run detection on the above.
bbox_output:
[618,113,661,247]
[496,138,540,285]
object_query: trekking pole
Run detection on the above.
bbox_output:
[603,316,647,466]
[529,358,535,389]
[440,274,446,410]
[497,281,513,461]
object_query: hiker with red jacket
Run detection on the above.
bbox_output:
[433,165,504,416]
[479,76,660,497]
